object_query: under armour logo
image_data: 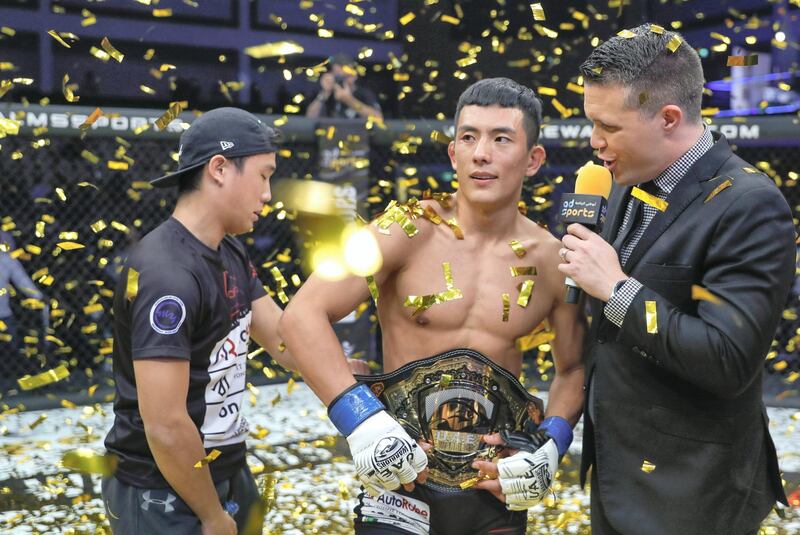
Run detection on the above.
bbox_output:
[141,490,177,513]
[220,140,234,150]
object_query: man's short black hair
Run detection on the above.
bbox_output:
[454,78,543,148]
[579,24,704,122]
[177,155,248,197]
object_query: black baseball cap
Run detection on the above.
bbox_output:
[150,107,280,188]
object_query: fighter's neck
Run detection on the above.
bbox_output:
[452,193,522,241]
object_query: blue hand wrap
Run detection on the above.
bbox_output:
[327,383,385,437]
[539,416,573,457]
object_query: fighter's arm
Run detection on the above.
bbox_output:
[135,359,235,533]
[279,222,419,404]
[279,221,430,495]
[250,294,297,372]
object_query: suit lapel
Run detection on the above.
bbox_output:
[622,135,733,272]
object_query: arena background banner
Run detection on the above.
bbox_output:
[0,103,797,407]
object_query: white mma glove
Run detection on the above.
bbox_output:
[497,438,558,510]
[347,411,428,497]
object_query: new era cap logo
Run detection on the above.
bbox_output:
[220,140,234,150]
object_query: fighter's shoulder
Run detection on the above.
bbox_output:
[370,197,450,247]
[516,216,561,252]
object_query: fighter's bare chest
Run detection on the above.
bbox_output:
[391,241,546,332]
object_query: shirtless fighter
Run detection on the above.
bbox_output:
[280,78,584,534]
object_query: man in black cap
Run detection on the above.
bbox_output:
[102,107,294,535]
[305,53,383,120]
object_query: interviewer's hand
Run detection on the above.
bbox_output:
[558,223,627,301]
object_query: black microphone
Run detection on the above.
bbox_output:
[558,163,613,304]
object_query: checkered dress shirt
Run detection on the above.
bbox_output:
[604,127,714,326]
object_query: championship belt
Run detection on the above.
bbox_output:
[355,348,544,493]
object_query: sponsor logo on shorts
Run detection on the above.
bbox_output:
[149,295,186,335]
[375,493,430,518]
[140,490,177,513]
[360,490,430,535]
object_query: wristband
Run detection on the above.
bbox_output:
[538,416,573,457]
[327,383,385,437]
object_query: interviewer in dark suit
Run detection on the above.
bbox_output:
[558,24,794,535]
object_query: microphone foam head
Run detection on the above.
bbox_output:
[575,163,612,199]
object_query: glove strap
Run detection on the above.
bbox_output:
[538,416,573,457]
[328,383,385,437]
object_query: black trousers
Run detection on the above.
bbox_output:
[102,464,259,535]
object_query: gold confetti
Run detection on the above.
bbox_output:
[17,365,70,390]
[57,241,85,250]
[510,266,536,277]
[645,300,658,334]
[509,240,527,258]
[530,3,545,20]
[100,37,124,62]
[270,267,289,304]
[430,130,452,144]
[399,12,416,25]
[139,84,156,95]
[566,82,584,94]
[78,107,103,136]
[502,293,510,321]
[404,262,463,316]
[727,55,758,67]
[374,200,421,237]
[667,35,682,53]
[62,449,117,476]
[62,73,79,102]
[649,24,665,34]
[47,29,74,48]
[0,117,21,136]
[456,56,477,67]
[441,15,460,25]
[244,41,304,59]
[422,206,442,225]
[29,414,47,430]
[704,179,732,203]
[126,268,139,301]
[517,280,534,307]
[366,275,379,304]
[153,8,173,17]
[691,285,721,305]
[445,218,464,239]
[193,449,221,468]
[632,186,668,212]
[617,29,636,38]
[90,219,107,232]
[641,460,656,473]
[551,98,570,118]
[287,377,296,394]
[155,101,187,130]
[108,160,130,170]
